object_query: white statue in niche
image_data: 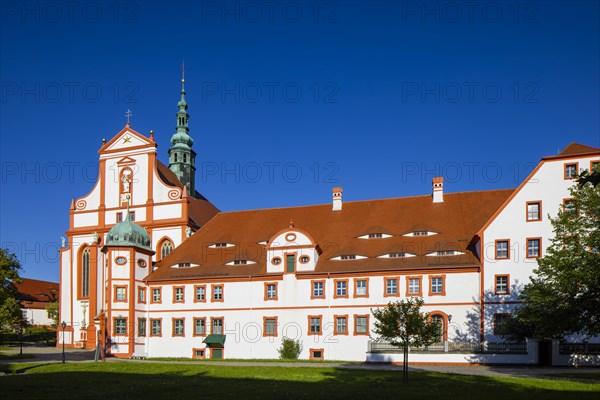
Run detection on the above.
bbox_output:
[122,174,131,193]
[61,237,66,248]
[186,226,192,238]
[81,302,88,329]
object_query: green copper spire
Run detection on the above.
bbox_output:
[168,62,197,197]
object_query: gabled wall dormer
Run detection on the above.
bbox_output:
[266,223,320,273]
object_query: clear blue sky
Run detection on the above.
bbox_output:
[1,1,599,282]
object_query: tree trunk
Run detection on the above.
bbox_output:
[403,344,409,383]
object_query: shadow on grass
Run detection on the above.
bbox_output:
[1,363,598,400]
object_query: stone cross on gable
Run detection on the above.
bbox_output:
[125,109,132,125]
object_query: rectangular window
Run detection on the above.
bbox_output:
[194,285,206,302]
[265,283,278,300]
[354,315,369,335]
[193,349,205,359]
[495,275,509,295]
[286,254,295,273]
[212,318,223,334]
[212,285,224,302]
[263,317,277,337]
[151,288,161,303]
[527,238,541,258]
[565,163,578,179]
[494,314,510,335]
[385,277,399,297]
[311,280,325,299]
[310,348,324,360]
[114,318,127,335]
[138,318,146,337]
[193,318,206,336]
[354,279,368,297]
[526,201,541,221]
[592,161,600,172]
[130,211,136,221]
[334,279,348,298]
[138,287,146,304]
[495,240,509,259]
[407,277,421,296]
[173,286,185,303]
[334,315,348,335]
[115,286,127,302]
[173,318,184,336]
[151,319,161,336]
[308,315,322,335]
[116,212,123,223]
[563,199,577,216]
[430,276,445,295]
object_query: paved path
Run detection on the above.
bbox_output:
[0,343,95,364]
[2,344,598,380]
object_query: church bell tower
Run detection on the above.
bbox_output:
[168,65,196,197]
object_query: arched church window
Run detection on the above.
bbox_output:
[80,247,90,298]
[183,154,187,163]
[174,154,178,162]
[160,239,174,260]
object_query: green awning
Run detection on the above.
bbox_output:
[203,334,226,346]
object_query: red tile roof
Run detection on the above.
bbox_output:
[156,161,220,227]
[543,142,600,160]
[147,188,514,282]
[16,278,59,309]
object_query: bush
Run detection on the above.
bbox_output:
[278,337,303,360]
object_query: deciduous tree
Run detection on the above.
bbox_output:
[0,249,23,331]
[371,298,440,383]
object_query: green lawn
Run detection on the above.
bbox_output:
[1,362,598,399]
[546,372,600,381]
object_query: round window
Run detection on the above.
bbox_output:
[272,257,282,265]
[300,256,310,264]
[285,233,297,242]
[115,256,127,265]
[137,259,147,268]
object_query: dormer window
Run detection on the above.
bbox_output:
[357,233,392,239]
[225,260,257,266]
[378,252,416,259]
[426,250,465,257]
[403,231,438,237]
[178,263,191,268]
[208,243,235,248]
[330,255,367,261]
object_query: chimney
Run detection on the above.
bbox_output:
[332,187,343,211]
[432,177,444,203]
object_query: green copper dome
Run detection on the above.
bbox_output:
[105,211,151,250]
[171,131,194,147]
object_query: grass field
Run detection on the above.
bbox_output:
[1,362,599,399]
